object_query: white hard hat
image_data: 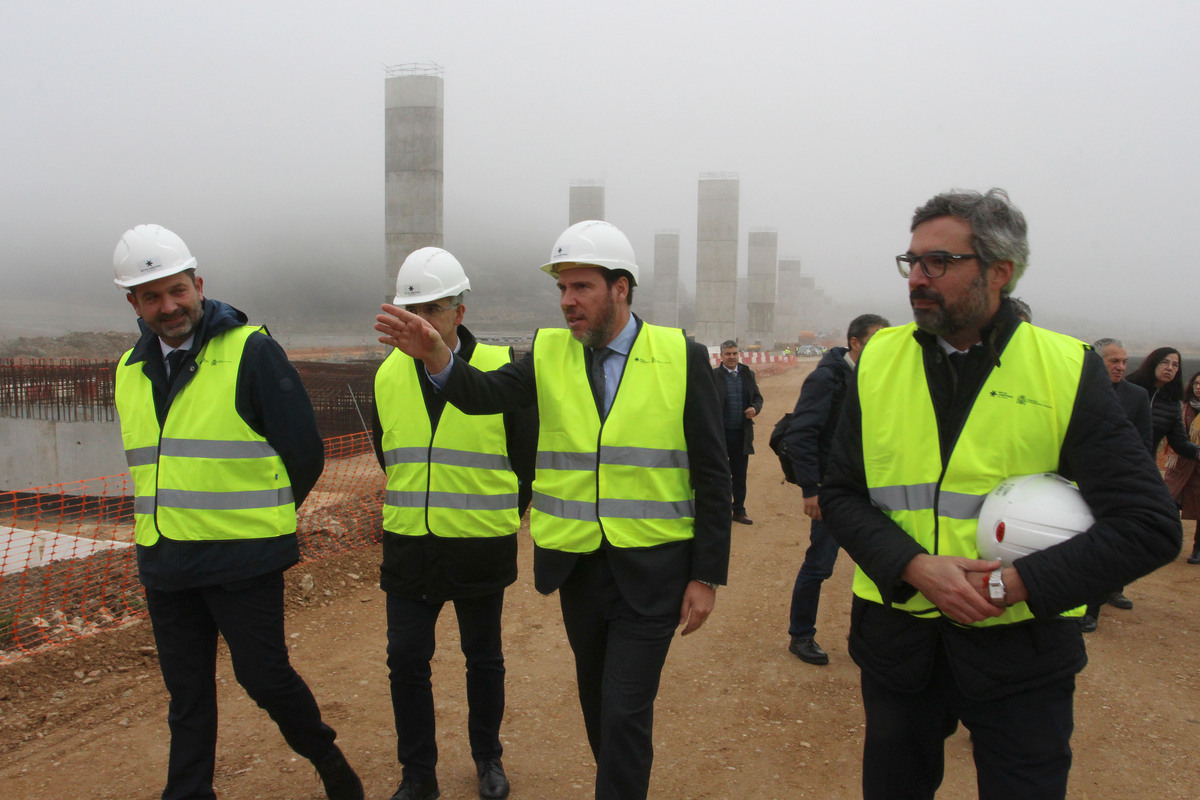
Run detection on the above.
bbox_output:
[976,473,1095,565]
[541,220,639,286]
[113,224,198,288]
[393,247,470,305]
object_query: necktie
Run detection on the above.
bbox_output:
[166,350,188,387]
[590,347,611,416]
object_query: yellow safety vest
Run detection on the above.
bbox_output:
[375,343,520,537]
[531,323,694,552]
[114,326,295,546]
[855,322,1086,626]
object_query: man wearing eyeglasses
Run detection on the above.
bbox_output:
[820,189,1180,799]
[372,248,536,800]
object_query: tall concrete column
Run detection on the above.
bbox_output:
[694,173,739,347]
[797,275,818,339]
[569,180,605,224]
[384,64,444,298]
[651,229,680,327]
[775,257,803,345]
[746,227,778,347]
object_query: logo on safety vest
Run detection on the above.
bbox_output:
[989,390,1051,409]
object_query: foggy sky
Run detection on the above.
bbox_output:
[2,1,1198,346]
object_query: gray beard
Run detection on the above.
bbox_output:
[912,272,990,340]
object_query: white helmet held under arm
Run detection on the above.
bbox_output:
[976,473,1095,565]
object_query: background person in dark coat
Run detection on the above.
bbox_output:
[782,313,887,665]
[712,340,764,525]
[1127,346,1200,463]
[1081,337,1155,629]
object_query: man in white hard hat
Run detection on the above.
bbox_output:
[374,221,731,800]
[372,248,535,800]
[820,191,1180,799]
[110,224,362,800]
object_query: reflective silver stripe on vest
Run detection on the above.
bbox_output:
[532,493,693,522]
[383,447,429,468]
[598,497,695,520]
[533,492,599,522]
[156,487,294,511]
[537,451,596,471]
[125,446,158,468]
[385,490,519,511]
[383,447,511,471]
[134,496,156,514]
[937,490,987,521]
[869,484,985,520]
[159,438,279,459]
[600,445,690,470]
[537,448,689,471]
[869,483,937,512]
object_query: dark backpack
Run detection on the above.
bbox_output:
[768,412,799,485]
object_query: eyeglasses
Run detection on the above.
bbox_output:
[404,303,456,317]
[896,252,980,279]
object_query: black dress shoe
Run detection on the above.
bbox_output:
[1079,615,1098,633]
[1106,591,1133,610]
[1188,548,1200,564]
[789,637,829,665]
[389,774,440,800]
[313,746,364,800]
[476,758,510,799]
[732,513,754,525]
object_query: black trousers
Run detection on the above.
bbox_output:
[724,427,749,514]
[861,645,1075,800]
[558,551,678,800]
[145,571,337,800]
[385,591,506,780]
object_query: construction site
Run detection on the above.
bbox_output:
[1,64,1197,800]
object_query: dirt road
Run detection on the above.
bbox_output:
[2,363,1198,799]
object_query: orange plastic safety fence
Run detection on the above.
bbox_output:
[0,432,385,661]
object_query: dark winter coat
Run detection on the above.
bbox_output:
[821,301,1181,699]
[1147,387,1200,461]
[781,346,854,499]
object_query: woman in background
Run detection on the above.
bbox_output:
[1164,371,1200,564]
[1126,347,1200,463]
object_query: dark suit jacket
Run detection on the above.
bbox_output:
[1113,379,1153,456]
[712,362,764,455]
[438,316,732,617]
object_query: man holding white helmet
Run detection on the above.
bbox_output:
[110,225,362,800]
[820,191,1179,800]
[371,248,535,800]
[374,221,730,800]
